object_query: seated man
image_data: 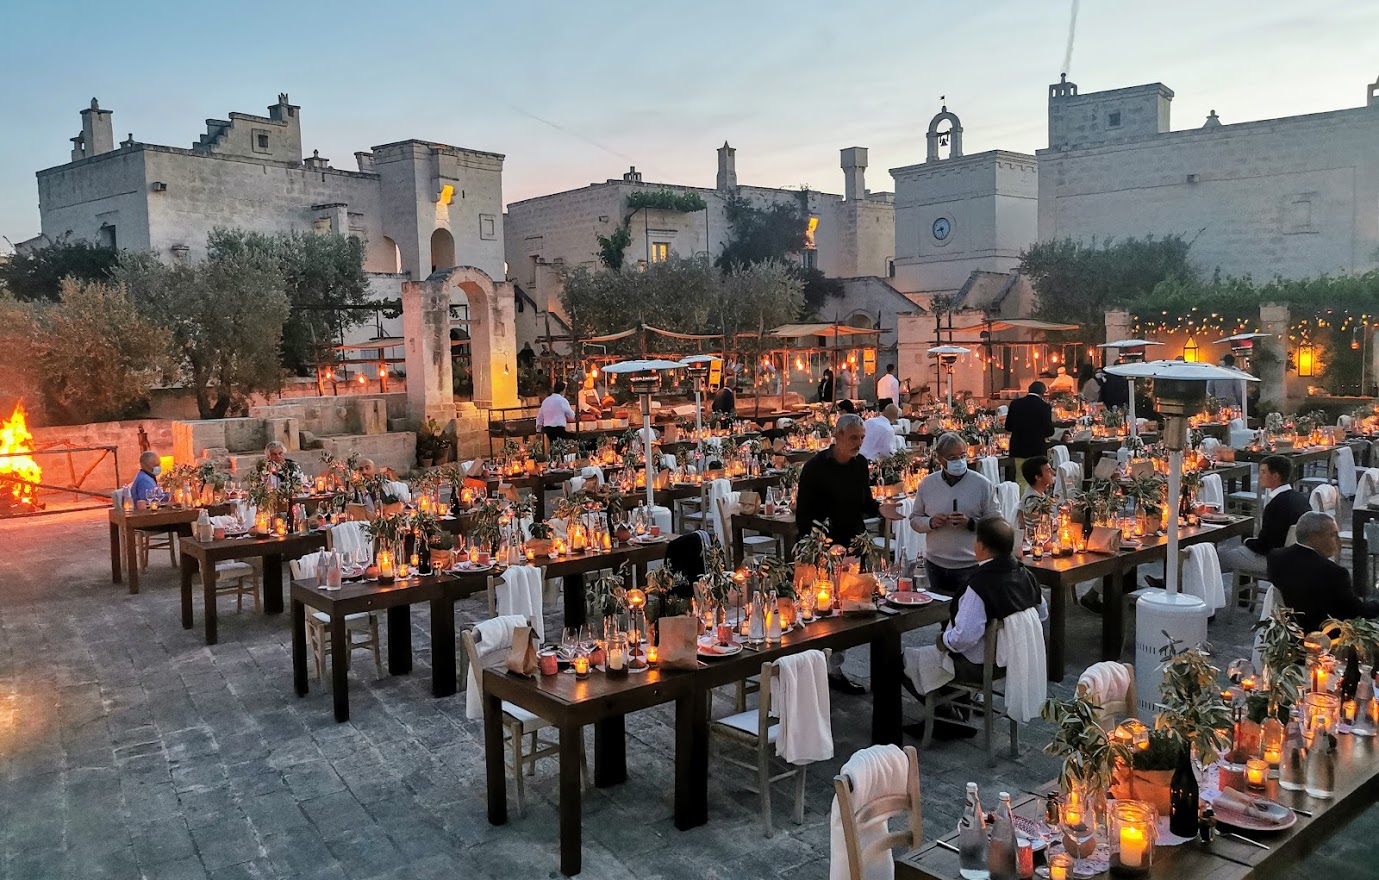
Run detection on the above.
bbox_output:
[1268,512,1379,632]
[129,451,167,505]
[1016,456,1055,532]
[1218,454,1310,577]
[835,398,857,415]
[903,516,1046,690]
[710,382,736,417]
[860,404,900,462]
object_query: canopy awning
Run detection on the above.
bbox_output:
[946,318,1081,339]
[644,324,723,341]
[770,323,883,339]
[334,337,405,351]
[581,328,638,344]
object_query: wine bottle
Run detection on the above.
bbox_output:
[958,782,990,880]
[1168,744,1200,837]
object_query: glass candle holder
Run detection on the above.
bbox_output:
[1302,692,1340,744]
[573,655,590,679]
[1109,799,1156,876]
[1245,758,1268,790]
[1048,853,1074,880]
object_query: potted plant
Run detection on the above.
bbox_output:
[1156,642,1233,767]
[526,521,555,556]
[646,564,691,620]
[588,564,628,624]
[1321,616,1379,699]
[1111,728,1179,816]
[695,545,738,615]
[1252,605,1307,713]
[1041,695,1126,826]
[429,531,456,570]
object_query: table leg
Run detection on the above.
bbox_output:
[126,525,141,594]
[202,558,219,645]
[387,605,413,675]
[180,552,196,629]
[429,598,455,696]
[732,521,744,568]
[263,554,284,614]
[559,724,584,876]
[535,488,546,524]
[564,573,586,629]
[1355,508,1369,596]
[870,629,904,746]
[674,688,709,830]
[292,598,308,696]
[1047,575,1066,682]
[593,716,627,788]
[1102,570,1124,661]
[331,618,350,722]
[484,691,508,826]
[110,522,123,583]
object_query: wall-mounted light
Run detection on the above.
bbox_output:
[1296,340,1316,377]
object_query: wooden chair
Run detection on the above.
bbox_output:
[213,561,262,613]
[717,496,778,560]
[289,556,382,682]
[711,649,832,837]
[1075,661,1137,728]
[462,622,585,816]
[920,619,1019,767]
[832,745,923,880]
[116,487,178,571]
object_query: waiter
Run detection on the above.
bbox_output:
[1004,381,1054,489]
[795,413,903,693]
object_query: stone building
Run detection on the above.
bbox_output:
[1037,74,1379,280]
[31,95,505,282]
[503,144,897,346]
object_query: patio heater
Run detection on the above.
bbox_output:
[927,345,971,409]
[679,355,720,439]
[601,359,685,511]
[1096,339,1164,437]
[1213,332,1273,426]
[1105,359,1259,719]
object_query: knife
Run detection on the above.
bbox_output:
[1223,831,1269,851]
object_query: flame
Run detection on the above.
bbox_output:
[0,404,41,506]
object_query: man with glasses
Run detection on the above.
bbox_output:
[909,431,998,596]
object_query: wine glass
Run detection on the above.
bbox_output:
[1060,804,1097,876]
[560,627,579,662]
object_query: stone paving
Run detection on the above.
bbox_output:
[0,509,1375,879]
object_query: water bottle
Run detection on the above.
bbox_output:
[748,592,766,646]
[324,550,342,590]
[1279,720,1306,791]
[766,592,782,644]
[987,792,1018,880]
[1304,721,1336,799]
[958,782,989,879]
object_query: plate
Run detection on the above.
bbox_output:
[1209,797,1296,832]
[633,534,669,544]
[697,638,743,658]
[887,590,934,607]
[1201,513,1234,525]
[452,562,494,572]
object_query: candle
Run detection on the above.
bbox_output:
[1263,744,1282,766]
[608,645,625,672]
[409,553,419,570]
[1119,825,1147,868]
[1344,699,1357,724]
[573,655,589,679]
[525,548,536,562]
[646,645,659,666]
[1245,758,1268,789]
[1048,853,1073,880]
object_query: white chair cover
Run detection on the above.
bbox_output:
[995,481,1021,525]
[1049,445,1070,468]
[977,456,1001,485]
[1199,473,1224,511]
[1054,460,1082,500]
[1336,446,1358,497]
[1181,543,1227,611]
[1356,468,1379,510]
[1310,483,1340,518]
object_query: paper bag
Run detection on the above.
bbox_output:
[1217,447,1236,462]
[1086,526,1122,555]
[838,570,878,613]
[505,626,539,677]
[794,562,820,596]
[657,615,699,670]
[1093,456,1118,480]
[1129,460,1156,479]
[346,502,372,522]
[466,459,486,478]
[499,482,522,504]
[738,491,761,515]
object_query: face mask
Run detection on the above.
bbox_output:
[945,458,968,477]
[152,465,162,475]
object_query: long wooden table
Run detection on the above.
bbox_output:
[109,503,233,594]
[730,511,799,566]
[1024,515,1254,680]
[483,599,950,876]
[179,532,326,645]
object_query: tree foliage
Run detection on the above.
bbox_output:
[206,229,369,376]
[1018,235,1195,343]
[0,238,122,303]
[715,190,810,272]
[116,239,290,419]
[0,280,171,424]
[626,190,707,213]
[596,222,634,271]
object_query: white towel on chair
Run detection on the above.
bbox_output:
[902,644,955,695]
[497,566,545,642]
[385,480,411,504]
[829,744,910,880]
[1054,461,1082,500]
[996,607,1047,723]
[1229,423,1255,449]
[1199,473,1224,511]
[209,515,239,529]
[1200,437,1221,457]
[995,481,1021,525]
[579,466,605,488]
[772,650,833,765]
[1252,586,1279,669]
[978,456,1001,484]
[1310,483,1340,517]
[1339,414,1354,429]
[660,453,677,471]
[329,521,369,559]
[707,479,734,546]
[465,615,525,720]
[1356,469,1379,510]
[1181,544,1226,611]
[1077,661,1134,716]
[1336,446,1358,497]
[1049,445,1070,468]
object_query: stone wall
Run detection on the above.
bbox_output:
[27,419,173,496]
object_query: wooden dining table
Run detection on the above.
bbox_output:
[730,510,800,566]
[108,503,234,594]
[179,531,327,645]
[483,597,950,876]
[898,731,1379,879]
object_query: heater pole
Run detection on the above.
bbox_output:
[1128,379,1137,437]
[642,394,656,511]
[1166,447,1182,594]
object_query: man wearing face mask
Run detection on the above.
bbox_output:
[909,432,998,596]
[129,451,169,505]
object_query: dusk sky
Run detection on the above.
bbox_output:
[2,1,1376,251]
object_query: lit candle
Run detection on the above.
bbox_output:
[1344,699,1357,724]
[525,548,536,562]
[573,655,589,679]
[1119,825,1147,868]
[409,553,419,570]
[607,644,624,672]
[646,645,659,666]
[1263,743,1282,766]
[1245,758,1268,789]
[1049,853,1073,880]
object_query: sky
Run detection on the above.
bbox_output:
[2,0,1377,250]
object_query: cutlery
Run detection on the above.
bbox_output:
[1223,832,1269,851]
[933,839,960,854]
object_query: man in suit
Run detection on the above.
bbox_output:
[1218,454,1311,577]
[1098,363,1130,409]
[1004,381,1055,489]
[1268,512,1379,632]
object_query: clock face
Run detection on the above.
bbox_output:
[932,217,952,241]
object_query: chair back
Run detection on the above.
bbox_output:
[832,745,923,880]
[1049,445,1070,468]
[1075,661,1136,727]
[1199,473,1225,510]
[714,494,743,553]
[1310,483,1340,518]
[462,614,534,700]
[1054,461,1082,500]
[1356,468,1379,510]
[995,481,1020,524]
[113,487,130,508]
[756,648,831,740]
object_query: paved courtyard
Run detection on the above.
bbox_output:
[0,509,1375,879]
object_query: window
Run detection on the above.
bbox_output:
[98,224,117,249]
[650,242,670,263]
[802,248,817,270]
[253,130,270,152]
[1107,111,1122,128]
[479,214,496,240]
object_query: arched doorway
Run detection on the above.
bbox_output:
[430,228,455,274]
[381,236,402,274]
[845,312,875,329]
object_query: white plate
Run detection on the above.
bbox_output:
[887,590,934,607]
[633,535,669,544]
[451,562,494,572]
[696,638,743,658]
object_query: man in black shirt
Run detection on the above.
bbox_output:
[1004,381,1055,489]
[795,413,903,693]
[711,383,736,417]
[1268,512,1379,632]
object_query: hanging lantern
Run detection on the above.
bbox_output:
[1182,336,1200,362]
[1297,340,1316,377]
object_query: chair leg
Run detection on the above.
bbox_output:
[167,532,178,568]
[792,765,807,825]
[251,572,261,613]
[510,722,527,817]
[527,732,539,776]
[236,579,244,613]
[735,680,747,714]
[921,697,936,750]
[1009,717,1020,759]
[759,744,774,838]
[985,686,996,768]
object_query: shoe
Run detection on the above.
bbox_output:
[1079,591,1104,614]
[828,673,867,696]
[1145,575,1166,589]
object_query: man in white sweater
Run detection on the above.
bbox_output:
[908,432,998,596]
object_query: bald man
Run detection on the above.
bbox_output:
[129,451,167,504]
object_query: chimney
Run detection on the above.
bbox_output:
[78,98,115,158]
[622,166,643,183]
[840,147,868,201]
[716,141,737,190]
[355,151,376,173]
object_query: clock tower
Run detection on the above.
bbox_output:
[888,103,1038,298]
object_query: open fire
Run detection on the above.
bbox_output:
[0,403,42,512]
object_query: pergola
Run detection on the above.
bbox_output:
[942,317,1081,395]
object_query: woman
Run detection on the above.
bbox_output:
[1078,362,1101,404]
[817,368,835,403]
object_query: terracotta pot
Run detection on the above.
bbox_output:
[614,526,633,545]
[364,564,381,580]
[526,538,553,556]
[1112,767,1173,817]
[430,549,453,569]
[382,502,405,516]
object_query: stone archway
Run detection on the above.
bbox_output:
[430,228,455,273]
[926,107,964,162]
[401,266,518,424]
